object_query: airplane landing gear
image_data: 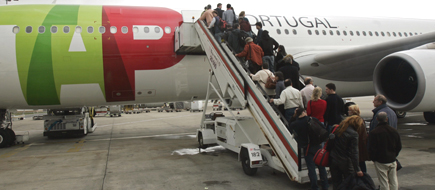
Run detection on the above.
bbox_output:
[0,109,16,148]
[424,111,435,124]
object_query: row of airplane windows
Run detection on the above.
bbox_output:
[12,25,172,34]
[13,25,422,38]
[276,28,422,37]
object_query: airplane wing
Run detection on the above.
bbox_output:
[300,31,435,82]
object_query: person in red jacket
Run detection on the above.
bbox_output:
[236,37,264,74]
[306,87,327,123]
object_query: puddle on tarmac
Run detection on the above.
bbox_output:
[151,134,196,140]
[403,123,427,126]
[407,134,424,139]
[171,145,226,156]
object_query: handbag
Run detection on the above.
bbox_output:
[313,126,338,167]
[265,73,276,89]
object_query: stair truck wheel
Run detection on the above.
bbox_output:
[240,147,258,176]
[198,133,207,149]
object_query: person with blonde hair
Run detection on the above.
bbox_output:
[278,54,301,90]
[306,87,327,123]
[347,104,370,173]
[328,115,363,189]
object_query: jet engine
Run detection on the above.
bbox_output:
[373,50,435,112]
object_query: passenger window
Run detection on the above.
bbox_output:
[409,32,413,36]
[64,26,70,33]
[369,31,373,36]
[404,32,408,37]
[308,30,312,35]
[349,31,354,36]
[387,32,391,37]
[322,30,326,35]
[154,27,160,33]
[343,31,347,36]
[12,26,19,34]
[99,26,106,34]
[356,31,360,36]
[336,30,340,36]
[284,29,289,35]
[26,26,32,33]
[375,31,379,36]
[87,26,94,33]
[51,26,58,33]
[381,32,385,36]
[329,30,333,35]
[144,27,150,33]
[110,26,117,34]
[75,26,82,33]
[315,30,319,35]
[122,26,128,34]
[165,26,171,34]
[393,32,396,37]
[38,26,45,34]
[133,27,139,33]
[362,31,366,36]
[398,32,402,37]
[415,32,418,35]
[277,29,281,35]
[292,29,297,35]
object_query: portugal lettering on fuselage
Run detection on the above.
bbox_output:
[246,15,337,28]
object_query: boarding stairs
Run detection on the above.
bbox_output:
[175,15,310,183]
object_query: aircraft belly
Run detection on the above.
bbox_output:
[135,56,211,103]
[0,25,28,108]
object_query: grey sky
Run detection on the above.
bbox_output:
[2,0,434,20]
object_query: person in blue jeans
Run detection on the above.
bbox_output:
[290,107,329,190]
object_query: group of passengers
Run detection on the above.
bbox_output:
[202,4,402,190]
[273,81,401,190]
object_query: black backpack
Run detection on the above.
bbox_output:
[307,117,329,146]
[238,30,249,47]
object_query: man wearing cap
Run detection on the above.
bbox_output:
[236,37,264,74]
[199,5,213,26]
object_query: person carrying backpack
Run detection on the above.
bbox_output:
[208,11,224,43]
[228,23,244,54]
[289,107,329,190]
[236,37,264,74]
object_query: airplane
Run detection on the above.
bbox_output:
[1,4,435,144]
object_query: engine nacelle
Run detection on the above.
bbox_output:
[373,50,435,112]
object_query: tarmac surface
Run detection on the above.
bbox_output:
[0,96,435,190]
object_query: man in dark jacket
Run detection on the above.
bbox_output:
[368,112,402,190]
[369,94,398,132]
[258,30,279,73]
[214,3,224,18]
[228,23,244,54]
[323,83,344,132]
[290,107,329,190]
[254,22,263,44]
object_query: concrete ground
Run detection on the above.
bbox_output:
[0,96,434,190]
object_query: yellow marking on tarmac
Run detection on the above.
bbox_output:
[67,139,85,153]
[0,145,31,159]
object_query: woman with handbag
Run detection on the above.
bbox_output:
[328,115,364,190]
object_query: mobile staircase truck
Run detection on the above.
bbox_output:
[174,13,311,183]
